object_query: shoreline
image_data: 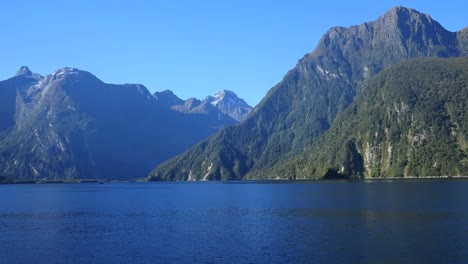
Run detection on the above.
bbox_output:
[2,175,468,185]
[0,179,143,185]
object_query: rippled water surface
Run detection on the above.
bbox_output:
[1,180,468,263]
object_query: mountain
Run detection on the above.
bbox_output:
[153,89,184,108]
[155,89,253,122]
[204,90,253,122]
[148,6,468,181]
[0,67,237,181]
[272,57,468,179]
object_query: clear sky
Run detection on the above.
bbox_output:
[1,1,467,106]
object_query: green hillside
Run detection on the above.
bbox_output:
[272,57,468,179]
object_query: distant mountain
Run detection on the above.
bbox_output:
[149,6,468,181]
[153,89,184,108]
[204,90,253,122]
[154,89,253,122]
[0,67,237,181]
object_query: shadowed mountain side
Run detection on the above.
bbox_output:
[0,67,237,180]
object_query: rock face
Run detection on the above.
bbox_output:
[0,67,238,181]
[149,6,468,181]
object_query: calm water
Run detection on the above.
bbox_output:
[1,180,468,263]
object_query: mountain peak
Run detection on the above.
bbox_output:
[52,67,80,75]
[314,6,458,75]
[215,89,237,98]
[379,6,426,20]
[208,90,246,107]
[153,89,184,107]
[16,66,32,77]
[387,6,420,15]
[160,89,176,96]
[48,67,100,83]
[212,89,245,102]
[205,90,252,121]
[377,6,438,30]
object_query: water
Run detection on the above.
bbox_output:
[1,180,468,263]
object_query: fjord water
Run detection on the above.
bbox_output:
[1,181,467,263]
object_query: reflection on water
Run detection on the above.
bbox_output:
[1,181,468,263]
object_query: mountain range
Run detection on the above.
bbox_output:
[0,67,251,181]
[154,89,252,122]
[2,6,467,182]
[149,6,468,181]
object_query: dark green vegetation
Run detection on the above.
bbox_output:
[0,67,238,181]
[271,58,468,179]
[149,6,468,181]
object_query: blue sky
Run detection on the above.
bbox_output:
[1,1,467,106]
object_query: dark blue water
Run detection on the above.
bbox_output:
[1,180,468,263]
